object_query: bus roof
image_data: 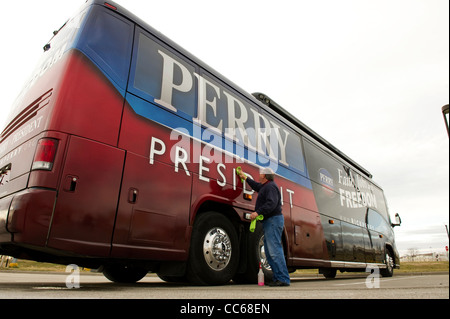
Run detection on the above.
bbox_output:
[91,0,373,179]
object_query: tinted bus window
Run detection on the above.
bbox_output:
[262,110,305,173]
[367,208,391,235]
[80,9,134,90]
[132,30,197,118]
[198,72,258,151]
[195,72,229,132]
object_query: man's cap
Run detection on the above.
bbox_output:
[260,167,274,175]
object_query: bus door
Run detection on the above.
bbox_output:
[340,222,366,263]
[364,208,387,264]
[320,215,345,261]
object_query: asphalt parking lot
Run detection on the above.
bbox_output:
[0,271,448,299]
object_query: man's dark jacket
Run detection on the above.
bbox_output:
[246,178,282,219]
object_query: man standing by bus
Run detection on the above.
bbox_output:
[238,167,290,287]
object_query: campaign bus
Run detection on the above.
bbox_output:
[0,0,401,285]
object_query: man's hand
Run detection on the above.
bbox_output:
[238,171,247,181]
[250,212,259,221]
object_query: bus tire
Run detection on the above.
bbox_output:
[157,274,187,283]
[320,268,337,279]
[103,264,148,283]
[233,222,273,284]
[187,212,239,285]
[380,249,394,277]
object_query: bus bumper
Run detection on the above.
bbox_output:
[0,196,12,243]
[0,188,57,248]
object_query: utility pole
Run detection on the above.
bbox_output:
[442,104,449,137]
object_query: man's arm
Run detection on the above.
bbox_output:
[246,177,262,192]
[237,170,262,192]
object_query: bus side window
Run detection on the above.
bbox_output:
[262,110,305,173]
[286,132,305,173]
[367,208,391,234]
[132,30,197,118]
[80,9,134,90]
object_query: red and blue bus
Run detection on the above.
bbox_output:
[0,0,400,285]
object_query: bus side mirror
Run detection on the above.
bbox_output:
[391,213,402,227]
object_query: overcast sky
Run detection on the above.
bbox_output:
[0,0,448,255]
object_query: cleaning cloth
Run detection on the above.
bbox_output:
[235,166,246,183]
[249,215,264,232]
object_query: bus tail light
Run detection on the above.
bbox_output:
[32,138,59,171]
[104,2,117,10]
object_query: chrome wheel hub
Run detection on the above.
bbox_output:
[203,227,232,271]
[386,253,394,271]
[258,235,271,271]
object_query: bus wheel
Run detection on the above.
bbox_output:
[157,274,187,283]
[187,212,239,285]
[320,268,337,279]
[380,249,394,277]
[103,264,148,283]
[233,222,273,284]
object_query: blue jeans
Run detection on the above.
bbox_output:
[263,215,290,284]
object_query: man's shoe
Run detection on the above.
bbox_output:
[268,280,290,287]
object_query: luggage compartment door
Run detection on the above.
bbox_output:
[47,136,125,257]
